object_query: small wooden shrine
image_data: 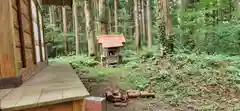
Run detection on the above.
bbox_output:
[97,34,126,67]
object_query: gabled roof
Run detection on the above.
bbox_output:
[40,0,73,6]
[97,34,126,48]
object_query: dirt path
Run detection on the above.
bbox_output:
[78,73,174,111]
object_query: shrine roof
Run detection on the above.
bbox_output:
[97,34,126,48]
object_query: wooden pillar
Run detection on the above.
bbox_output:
[28,0,37,64]
[0,0,17,78]
[36,6,43,62]
[41,14,48,61]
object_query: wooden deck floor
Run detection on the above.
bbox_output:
[0,64,89,111]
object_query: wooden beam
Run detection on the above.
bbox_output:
[17,0,26,67]
[28,0,37,64]
[0,0,17,78]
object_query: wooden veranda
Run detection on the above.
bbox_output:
[0,64,89,111]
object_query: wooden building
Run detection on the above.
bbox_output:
[97,34,126,67]
[0,1,91,111]
[0,0,71,89]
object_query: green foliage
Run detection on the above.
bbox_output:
[49,55,99,68]
[42,0,240,109]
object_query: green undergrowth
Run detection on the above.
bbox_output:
[49,50,240,110]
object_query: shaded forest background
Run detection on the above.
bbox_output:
[43,0,240,110]
[43,0,240,57]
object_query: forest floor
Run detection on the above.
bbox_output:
[78,72,170,111]
[50,50,240,111]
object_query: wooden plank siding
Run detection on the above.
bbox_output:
[16,0,27,69]
[12,0,24,71]
[20,0,35,68]
[0,0,48,88]
[0,0,17,78]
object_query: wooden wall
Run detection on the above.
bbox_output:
[22,0,36,67]
[0,0,17,78]
[0,0,47,80]
[12,0,23,71]
[12,0,36,71]
[12,0,47,72]
[20,100,84,111]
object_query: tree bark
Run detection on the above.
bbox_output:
[178,0,188,32]
[85,0,97,56]
[146,0,152,48]
[73,1,80,55]
[99,0,108,34]
[134,0,140,51]
[49,6,54,24]
[141,0,146,43]
[62,6,68,55]
[162,0,173,54]
[108,6,112,32]
[114,0,118,32]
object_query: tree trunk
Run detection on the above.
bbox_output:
[108,6,112,32]
[134,0,140,51]
[235,0,240,19]
[162,0,173,54]
[49,6,56,24]
[99,0,108,34]
[141,0,146,43]
[85,0,96,56]
[114,0,118,32]
[62,6,68,55]
[146,0,152,48]
[178,0,187,38]
[73,1,80,55]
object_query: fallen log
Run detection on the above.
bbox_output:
[140,91,155,98]
[105,90,115,102]
[113,89,120,96]
[113,93,122,102]
[127,90,141,98]
[121,91,128,102]
[113,98,123,102]
[114,102,128,107]
[127,90,140,93]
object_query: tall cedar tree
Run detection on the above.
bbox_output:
[99,0,108,34]
[62,6,68,55]
[162,0,173,54]
[134,0,140,51]
[73,1,80,55]
[114,0,118,32]
[146,0,152,48]
[84,0,97,56]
